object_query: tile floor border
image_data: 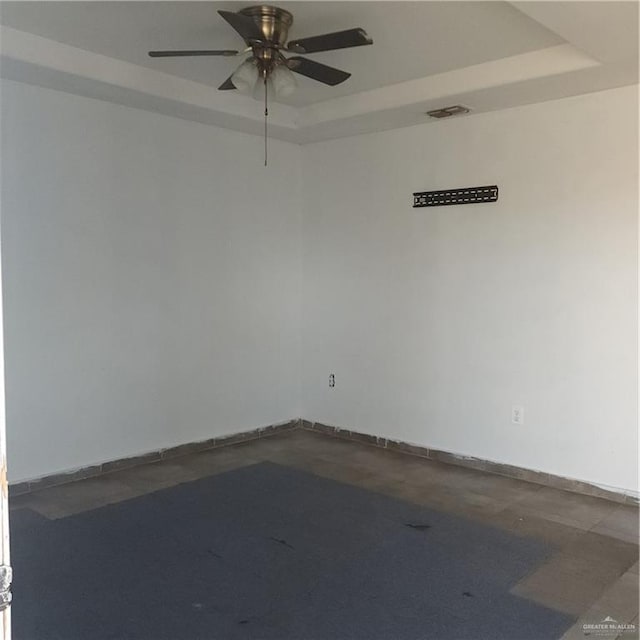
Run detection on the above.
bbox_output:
[301,420,639,507]
[11,417,638,507]
[9,419,300,497]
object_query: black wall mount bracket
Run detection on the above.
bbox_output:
[413,185,498,208]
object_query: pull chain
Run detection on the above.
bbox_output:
[264,75,268,167]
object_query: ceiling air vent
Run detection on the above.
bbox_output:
[426,105,470,119]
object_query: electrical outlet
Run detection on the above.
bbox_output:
[512,405,524,425]
[329,374,335,388]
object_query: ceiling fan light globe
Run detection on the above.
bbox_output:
[252,77,274,102]
[271,64,297,98]
[231,59,259,94]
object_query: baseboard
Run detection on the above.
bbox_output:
[11,417,637,507]
[301,420,639,507]
[9,419,300,497]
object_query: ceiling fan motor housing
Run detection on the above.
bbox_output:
[239,5,293,74]
[239,5,293,46]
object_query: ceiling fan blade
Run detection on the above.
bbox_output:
[286,57,351,86]
[286,28,372,54]
[149,50,238,57]
[218,10,265,43]
[218,76,236,91]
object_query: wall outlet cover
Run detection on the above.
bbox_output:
[512,405,525,425]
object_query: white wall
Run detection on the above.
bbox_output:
[1,79,302,483]
[301,85,638,496]
[2,79,637,496]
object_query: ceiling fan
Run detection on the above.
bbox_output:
[149,5,373,93]
[148,5,373,164]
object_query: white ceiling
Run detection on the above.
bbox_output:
[0,1,565,107]
[0,1,637,142]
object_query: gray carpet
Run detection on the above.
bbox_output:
[12,461,574,639]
